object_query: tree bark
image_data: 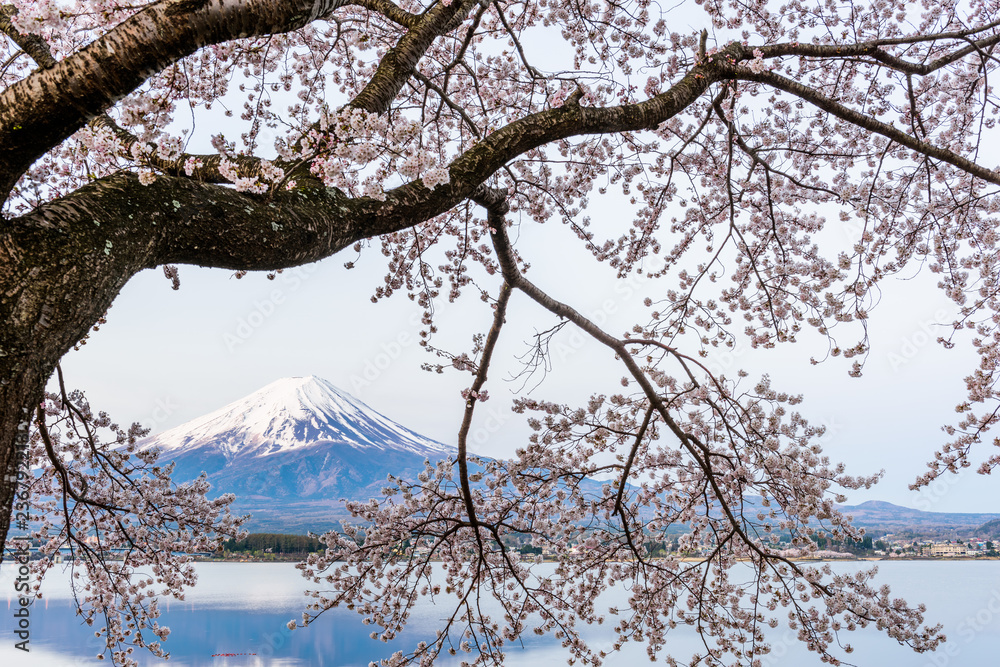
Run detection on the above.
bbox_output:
[0,0,348,199]
[0,42,791,555]
[3,8,994,563]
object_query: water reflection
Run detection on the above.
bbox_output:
[2,561,999,666]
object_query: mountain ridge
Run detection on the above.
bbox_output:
[141,377,1000,534]
[140,376,455,530]
[148,375,451,459]
[832,499,1000,535]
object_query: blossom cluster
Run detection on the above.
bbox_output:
[26,383,247,666]
[4,0,1000,664]
[301,107,452,199]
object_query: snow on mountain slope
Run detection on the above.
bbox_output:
[145,376,452,461]
[136,377,457,528]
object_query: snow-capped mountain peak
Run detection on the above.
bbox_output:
[145,376,452,460]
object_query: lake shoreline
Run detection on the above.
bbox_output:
[196,554,1000,563]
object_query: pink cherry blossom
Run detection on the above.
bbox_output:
[4,1,1000,665]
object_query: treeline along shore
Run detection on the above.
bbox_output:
[204,532,1000,563]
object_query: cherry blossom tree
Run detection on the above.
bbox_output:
[2,0,1000,664]
[27,367,246,663]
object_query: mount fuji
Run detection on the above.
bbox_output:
[141,376,456,531]
[141,377,1000,535]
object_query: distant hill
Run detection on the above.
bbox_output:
[834,500,1000,535]
[141,377,1000,535]
[976,518,1000,538]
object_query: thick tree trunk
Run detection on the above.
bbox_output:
[0,368,43,556]
[0,198,149,557]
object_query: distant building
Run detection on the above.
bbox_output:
[924,543,964,557]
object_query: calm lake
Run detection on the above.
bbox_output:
[3,561,999,666]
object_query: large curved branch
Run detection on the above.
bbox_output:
[13,35,998,256]
[8,45,728,240]
[1,6,269,186]
[0,0,348,198]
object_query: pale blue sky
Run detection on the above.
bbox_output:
[54,215,1000,514]
[45,1,1000,515]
